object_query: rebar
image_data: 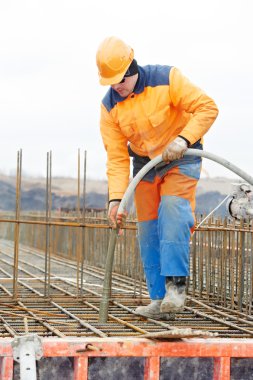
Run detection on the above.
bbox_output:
[0,148,253,339]
[12,149,22,299]
[44,151,52,297]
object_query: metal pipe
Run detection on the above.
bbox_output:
[99,149,253,322]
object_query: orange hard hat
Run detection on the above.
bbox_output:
[96,36,134,85]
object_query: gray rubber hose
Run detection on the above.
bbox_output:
[99,148,253,322]
[118,149,253,214]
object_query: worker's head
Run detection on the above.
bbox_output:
[96,36,138,97]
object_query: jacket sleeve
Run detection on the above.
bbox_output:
[169,67,219,145]
[100,103,130,201]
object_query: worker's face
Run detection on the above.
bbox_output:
[111,74,138,98]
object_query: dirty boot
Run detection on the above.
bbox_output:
[160,276,186,313]
[135,300,173,320]
[135,300,162,318]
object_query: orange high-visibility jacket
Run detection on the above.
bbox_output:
[100,65,218,201]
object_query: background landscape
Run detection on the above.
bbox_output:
[0,174,239,217]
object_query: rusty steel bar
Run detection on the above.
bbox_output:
[237,220,244,311]
[2,240,253,338]
[17,301,65,338]
[1,217,253,313]
[222,218,227,306]
[13,149,22,299]
[50,300,107,338]
[44,152,49,295]
[206,219,212,301]
[85,300,148,335]
[80,150,87,297]
[76,149,81,297]
[0,316,17,336]
[0,218,134,229]
[1,148,253,340]
[44,151,52,297]
[185,304,253,336]
[250,230,253,315]
[230,220,236,309]
[1,216,252,232]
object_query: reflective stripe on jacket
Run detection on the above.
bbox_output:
[100,65,218,200]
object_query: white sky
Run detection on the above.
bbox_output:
[0,0,252,180]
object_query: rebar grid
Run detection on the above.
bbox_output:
[1,215,252,313]
[0,150,252,339]
[0,240,253,339]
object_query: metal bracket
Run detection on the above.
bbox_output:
[12,334,43,380]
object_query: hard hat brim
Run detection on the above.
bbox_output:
[98,57,133,86]
[99,71,125,86]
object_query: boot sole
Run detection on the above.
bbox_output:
[134,310,175,321]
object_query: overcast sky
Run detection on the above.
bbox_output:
[0,0,252,181]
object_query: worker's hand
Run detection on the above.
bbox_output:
[162,136,188,162]
[108,201,127,230]
[108,201,120,228]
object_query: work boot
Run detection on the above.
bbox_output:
[134,300,172,320]
[160,276,186,313]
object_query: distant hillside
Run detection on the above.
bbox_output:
[0,184,107,212]
[195,191,228,217]
[0,174,107,196]
[0,174,240,216]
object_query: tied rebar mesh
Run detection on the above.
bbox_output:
[0,214,252,316]
[0,149,253,339]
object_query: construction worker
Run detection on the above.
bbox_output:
[96,36,218,319]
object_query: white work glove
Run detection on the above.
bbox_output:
[108,200,127,230]
[162,136,188,162]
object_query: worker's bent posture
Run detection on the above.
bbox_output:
[96,36,218,319]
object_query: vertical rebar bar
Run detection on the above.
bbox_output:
[245,222,250,313]
[222,218,228,306]
[216,219,221,303]
[44,151,52,297]
[76,149,81,297]
[230,220,235,309]
[237,220,245,311]
[241,224,246,310]
[133,234,138,298]
[191,232,197,297]
[250,228,253,315]
[198,230,203,298]
[13,149,22,299]
[206,219,212,300]
[80,150,87,297]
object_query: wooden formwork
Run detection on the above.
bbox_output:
[1,337,253,379]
